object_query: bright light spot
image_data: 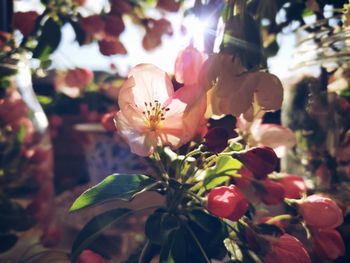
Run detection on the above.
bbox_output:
[182,15,210,52]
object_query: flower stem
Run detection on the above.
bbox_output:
[153,151,169,183]
[138,239,151,263]
[265,214,293,224]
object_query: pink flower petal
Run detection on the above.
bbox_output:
[251,123,296,157]
[174,45,206,86]
[119,64,174,110]
[115,111,155,156]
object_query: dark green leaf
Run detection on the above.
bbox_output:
[256,223,283,237]
[145,210,179,245]
[0,234,18,253]
[70,174,158,212]
[187,210,228,260]
[70,20,86,46]
[70,208,131,262]
[159,228,186,263]
[33,18,61,61]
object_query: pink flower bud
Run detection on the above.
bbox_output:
[204,127,229,153]
[101,112,116,131]
[12,11,39,36]
[258,180,285,205]
[236,147,278,179]
[277,174,307,199]
[299,195,343,228]
[207,185,248,221]
[312,228,345,260]
[77,250,106,263]
[264,234,311,263]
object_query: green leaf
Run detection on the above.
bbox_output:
[187,210,228,260]
[37,95,53,105]
[0,234,18,253]
[70,20,86,46]
[33,18,61,61]
[70,174,158,212]
[159,228,186,263]
[70,208,132,262]
[145,210,179,245]
[17,123,26,144]
[203,156,241,190]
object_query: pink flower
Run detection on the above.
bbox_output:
[299,195,343,228]
[264,234,311,263]
[201,54,283,119]
[237,117,296,158]
[115,64,206,156]
[77,250,106,263]
[312,228,345,260]
[12,11,39,36]
[207,185,248,221]
[277,174,307,199]
[174,45,206,86]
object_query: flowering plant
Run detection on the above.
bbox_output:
[69,45,345,262]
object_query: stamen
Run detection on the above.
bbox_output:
[141,100,170,131]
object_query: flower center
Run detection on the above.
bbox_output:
[142,100,169,131]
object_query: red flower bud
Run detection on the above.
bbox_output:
[65,68,93,88]
[101,112,116,131]
[98,39,127,56]
[80,15,105,40]
[73,0,86,6]
[110,0,133,15]
[12,11,39,36]
[157,0,181,12]
[204,127,229,153]
[236,147,278,180]
[77,250,106,263]
[104,15,125,38]
[207,185,248,221]
[264,234,311,263]
[312,228,345,260]
[299,195,343,229]
[277,174,307,199]
[41,226,61,247]
[258,180,285,205]
[235,166,253,189]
